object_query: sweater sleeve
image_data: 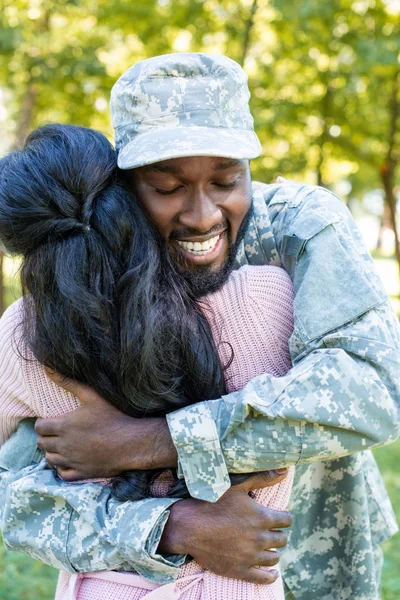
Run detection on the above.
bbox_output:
[0,299,35,445]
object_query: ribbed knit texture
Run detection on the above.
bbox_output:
[0,265,295,600]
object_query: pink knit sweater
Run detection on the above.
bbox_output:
[0,265,294,600]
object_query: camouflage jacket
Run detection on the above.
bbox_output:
[0,182,399,600]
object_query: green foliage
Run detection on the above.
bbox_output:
[374,440,400,600]
[0,0,398,198]
[0,542,58,600]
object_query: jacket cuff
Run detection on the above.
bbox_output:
[120,497,186,583]
[167,402,230,502]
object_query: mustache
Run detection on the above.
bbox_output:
[169,223,228,240]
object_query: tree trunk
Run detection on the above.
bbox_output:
[13,83,37,150]
[12,11,50,149]
[240,0,258,66]
[381,165,400,295]
[376,201,392,251]
[381,71,400,294]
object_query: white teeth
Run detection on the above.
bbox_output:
[177,234,220,255]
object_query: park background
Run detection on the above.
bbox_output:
[0,0,399,598]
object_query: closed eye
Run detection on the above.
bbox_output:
[214,179,239,189]
[154,186,184,195]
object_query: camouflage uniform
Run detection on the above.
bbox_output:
[1,53,399,599]
[0,183,399,600]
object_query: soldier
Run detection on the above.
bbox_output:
[1,53,399,600]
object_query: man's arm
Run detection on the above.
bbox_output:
[0,419,289,584]
[169,299,400,499]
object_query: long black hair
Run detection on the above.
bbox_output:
[0,124,235,499]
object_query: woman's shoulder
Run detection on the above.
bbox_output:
[0,297,80,418]
[228,265,294,302]
[1,296,24,320]
[206,265,294,323]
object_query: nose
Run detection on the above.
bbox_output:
[178,188,223,233]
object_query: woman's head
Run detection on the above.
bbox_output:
[0,124,228,498]
[0,125,119,254]
[0,124,152,411]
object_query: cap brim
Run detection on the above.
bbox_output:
[117,126,262,169]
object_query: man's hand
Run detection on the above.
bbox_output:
[159,471,292,584]
[35,370,177,480]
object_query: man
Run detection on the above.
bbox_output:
[1,53,399,600]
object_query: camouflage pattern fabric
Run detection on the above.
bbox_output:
[167,183,400,598]
[0,183,399,598]
[111,53,262,170]
[0,420,184,584]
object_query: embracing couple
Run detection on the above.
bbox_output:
[0,53,399,600]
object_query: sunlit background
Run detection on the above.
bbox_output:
[0,0,399,598]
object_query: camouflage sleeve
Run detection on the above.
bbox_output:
[0,419,184,584]
[167,185,400,502]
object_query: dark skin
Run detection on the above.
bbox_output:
[35,159,292,583]
[36,374,291,584]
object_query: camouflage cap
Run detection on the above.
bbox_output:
[110,52,262,169]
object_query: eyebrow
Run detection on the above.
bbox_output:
[212,158,245,170]
[141,158,245,174]
[142,164,181,174]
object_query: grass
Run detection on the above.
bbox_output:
[375,441,400,599]
[0,545,58,600]
[0,254,399,598]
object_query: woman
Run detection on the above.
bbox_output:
[0,124,294,599]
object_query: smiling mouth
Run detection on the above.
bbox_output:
[176,233,223,256]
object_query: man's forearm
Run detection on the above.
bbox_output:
[124,417,178,470]
[166,301,400,501]
[0,422,291,585]
[126,303,400,479]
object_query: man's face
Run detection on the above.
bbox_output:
[127,156,252,296]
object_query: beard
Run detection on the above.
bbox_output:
[172,204,253,299]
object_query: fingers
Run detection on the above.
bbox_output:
[264,508,293,530]
[56,468,81,481]
[44,369,100,404]
[257,550,281,567]
[260,529,289,549]
[36,435,60,454]
[233,469,288,494]
[35,417,65,437]
[45,452,70,469]
[246,469,288,490]
[246,567,279,585]
[44,453,81,481]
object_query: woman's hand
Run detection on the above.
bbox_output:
[35,370,177,479]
